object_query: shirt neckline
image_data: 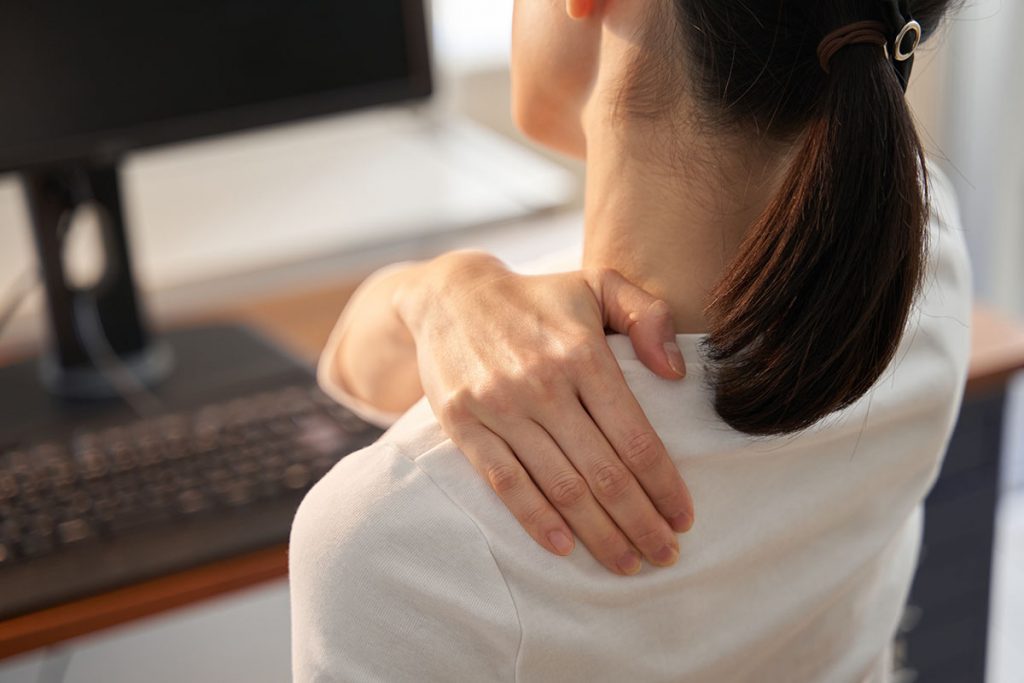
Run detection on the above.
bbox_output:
[605,333,709,367]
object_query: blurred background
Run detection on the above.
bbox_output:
[0,1,1021,681]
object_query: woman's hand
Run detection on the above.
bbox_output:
[395,250,694,576]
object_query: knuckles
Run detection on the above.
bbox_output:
[470,380,515,416]
[515,360,563,403]
[619,431,663,472]
[438,355,578,425]
[486,463,526,496]
[436,388,476,427]
[437,382,512,424]
[433,332,609,425]
[561,339,602,374]
[548,473,589,508]
[591,461,632,501]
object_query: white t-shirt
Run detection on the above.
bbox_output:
[289,166,972,683]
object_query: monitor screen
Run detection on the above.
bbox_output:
[0,0,431,172]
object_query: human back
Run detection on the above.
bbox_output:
[290,163,971,682]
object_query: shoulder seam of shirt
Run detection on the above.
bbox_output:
[387,438,525,683]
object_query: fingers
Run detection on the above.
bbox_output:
[496,420,648,576]
[576,361,695,534]
[585,267,686,380]
[539,401,682,569]
[448,421,577,557]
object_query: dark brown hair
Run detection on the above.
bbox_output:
[630,1,959,436]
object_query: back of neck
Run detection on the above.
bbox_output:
[580,125,789,333]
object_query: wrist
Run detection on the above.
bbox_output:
[392,249,507,339]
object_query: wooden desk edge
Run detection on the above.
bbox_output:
[965,306,1024,396]
[0,545,288,660]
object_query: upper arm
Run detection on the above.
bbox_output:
[289,444,521,682]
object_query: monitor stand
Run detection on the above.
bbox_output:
[22,162,171,399]
[2,163,312,447]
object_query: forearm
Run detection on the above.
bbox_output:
[321,261,428,416]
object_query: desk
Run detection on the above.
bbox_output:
[1,280,1023,663]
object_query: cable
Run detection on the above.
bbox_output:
[0,266,40,341]
[5,203,163,417]
[0,205,72,342]
[50,201,165,418]
[72,295,165,419]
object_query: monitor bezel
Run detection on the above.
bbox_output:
[0,0,433,174]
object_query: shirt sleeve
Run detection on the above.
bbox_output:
[316,261,416,430]
[289,441,521,682]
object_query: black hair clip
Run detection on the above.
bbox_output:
[880,0,922,91]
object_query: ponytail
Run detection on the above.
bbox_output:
[702,46,928,435]
[637,0,959,436]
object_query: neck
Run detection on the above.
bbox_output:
[581,115,789,334]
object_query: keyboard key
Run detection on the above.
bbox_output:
[76,448,109,479]
[268,418,297,437]
[296,416,346,455]
[221,481,253,507]
[284,464,310,490]
[31,512,55,536]
[177,489,210,515]
[109,444,137,473]
[57,519,93,545]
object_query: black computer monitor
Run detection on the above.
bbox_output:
[0,1,431,399]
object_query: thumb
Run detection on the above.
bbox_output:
[586,268,686,380]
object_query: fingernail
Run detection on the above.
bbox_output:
[548,530,574,555]
[664,342,686,378]
[651,544,679,567]
[617,551,642,575]
[669,513,693,533]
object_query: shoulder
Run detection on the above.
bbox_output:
[289,434,521,682]
[924,161,972,309]
[913,160,973,388]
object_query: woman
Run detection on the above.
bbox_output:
[290,0,971,680]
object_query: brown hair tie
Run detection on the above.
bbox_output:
[817,20,889,73]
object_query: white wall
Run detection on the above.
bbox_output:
[909,1,1024,315]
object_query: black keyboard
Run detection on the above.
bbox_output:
[0,383,382,619]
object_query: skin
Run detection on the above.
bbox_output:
[328,0,794,574]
